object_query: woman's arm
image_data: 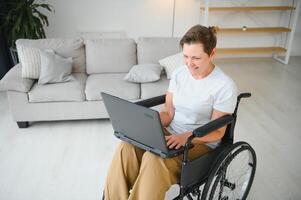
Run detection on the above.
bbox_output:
[193,109,228,143]
[166,109,230,149]
[159,92,175,127]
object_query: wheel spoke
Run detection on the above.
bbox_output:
[204,144,256,200]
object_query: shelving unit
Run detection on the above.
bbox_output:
[216,27,291,33]
[201,1,300,64]
[217,47,286,55]
[202,6,296,12]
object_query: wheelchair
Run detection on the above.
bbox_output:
[135,92,257,200]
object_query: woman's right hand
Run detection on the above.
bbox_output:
[165,132,192,149]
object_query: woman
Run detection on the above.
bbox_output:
[104,25,237,200]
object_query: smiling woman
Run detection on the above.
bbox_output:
[182,43,215,79]
[180,26,217,79]
[164,25,237,150]
[102,25,238,200]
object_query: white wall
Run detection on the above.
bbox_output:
[44,0,301,56]
[45,0,173,38]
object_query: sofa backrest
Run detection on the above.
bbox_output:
[137,37,181,64]
[16,37,182,77]
[85,38,136,74]
[16,38,86,79]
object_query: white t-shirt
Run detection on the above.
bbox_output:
[167,65,237,148]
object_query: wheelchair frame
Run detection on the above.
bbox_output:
[135,93,256,200]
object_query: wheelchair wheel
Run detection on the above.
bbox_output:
[201,142,256,200]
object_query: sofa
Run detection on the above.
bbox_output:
[0,37,181,128]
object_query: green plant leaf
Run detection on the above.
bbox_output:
[1,0,53,48]
[37,4,54,13]
[32,8,49,26]
[33,16,45,38]
[27,0,35,6]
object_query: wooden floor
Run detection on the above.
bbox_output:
[0,57,301,200]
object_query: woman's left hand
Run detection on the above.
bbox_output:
[165,132,192,149]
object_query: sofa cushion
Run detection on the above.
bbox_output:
[85,73,140,101]
[28,73,87,103]
[137,37,181,64]
[141,75,169,99]
[85,39,136,74]
[16,38,86,79]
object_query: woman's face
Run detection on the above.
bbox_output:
[182,43,215,77]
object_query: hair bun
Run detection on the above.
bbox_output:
[208,26,217,34]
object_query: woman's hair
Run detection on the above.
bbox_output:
[180,25,217,56]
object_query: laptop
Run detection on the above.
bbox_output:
[101,92,186,158]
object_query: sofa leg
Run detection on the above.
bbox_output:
[17,121,29,128]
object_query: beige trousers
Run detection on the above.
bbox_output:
[104,141,210,200]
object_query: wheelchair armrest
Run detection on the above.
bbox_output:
[183,115,234,162]
[192,115,235,138]
[135,94,166,108]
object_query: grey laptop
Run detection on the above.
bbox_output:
[101,92,185,158]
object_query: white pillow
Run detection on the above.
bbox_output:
[38,49,74,84]
[124,64,163,83]
[158,52,184,79]
[17,46,41,79]
[16,38,85,79]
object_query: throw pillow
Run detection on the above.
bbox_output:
[158,52,184,79]
[38,49,74,84]
[16,38,85,79]
[123,64,163,83]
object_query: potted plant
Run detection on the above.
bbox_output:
[0,0,53,65]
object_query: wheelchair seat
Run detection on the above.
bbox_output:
[136,93,257,200]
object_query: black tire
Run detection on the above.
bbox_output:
[201,142,256,200]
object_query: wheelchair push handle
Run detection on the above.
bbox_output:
[238,92,251,99]
[234,92,251,116]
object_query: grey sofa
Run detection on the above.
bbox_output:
[0,37,181,128]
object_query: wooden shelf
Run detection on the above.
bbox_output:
[216,47,286,54]
[201,6,295,12]
[201,1,300,64]
[216,27,291,33]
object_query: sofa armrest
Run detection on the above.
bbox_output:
[0,63,35,92]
